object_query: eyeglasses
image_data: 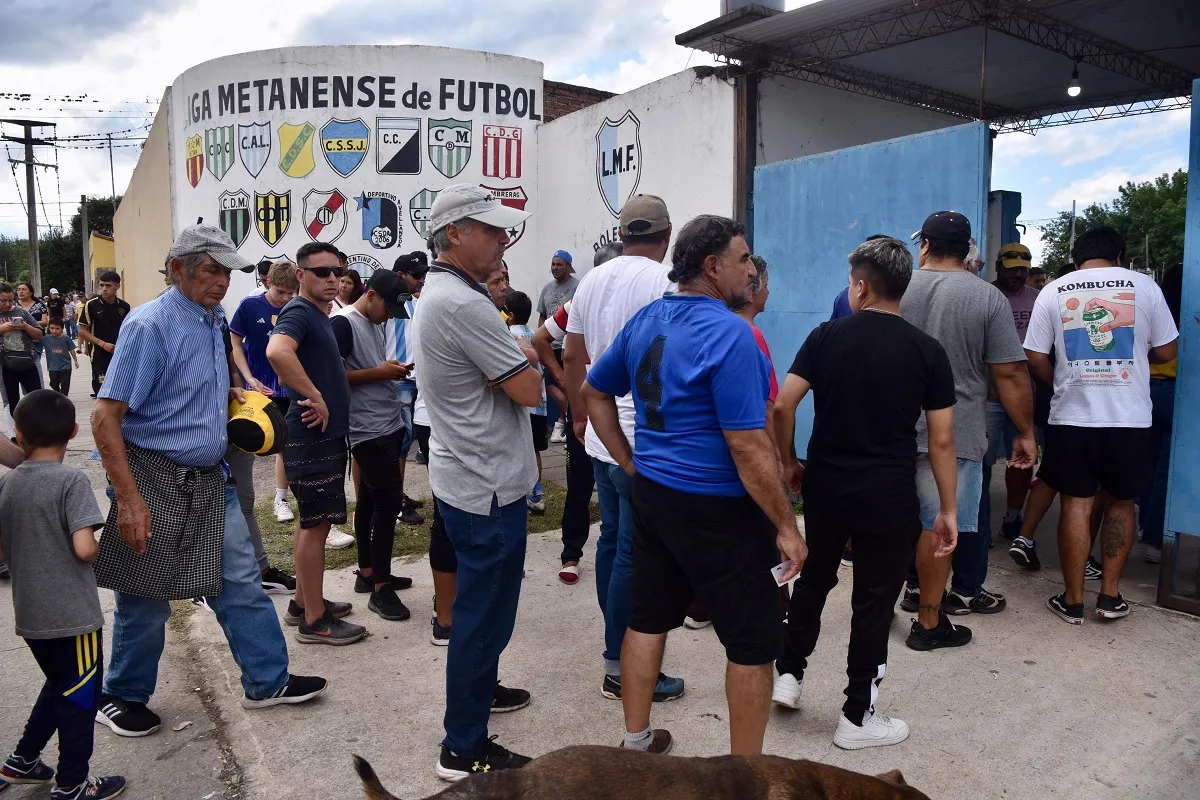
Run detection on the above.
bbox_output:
[302,266,347,279]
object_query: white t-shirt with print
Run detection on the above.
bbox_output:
[1024,266,1178,428]
[566,255,673,464]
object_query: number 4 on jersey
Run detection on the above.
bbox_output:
[635,335,667,432]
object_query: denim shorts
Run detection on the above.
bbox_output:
[397,385,416,458]
[915,453,982,533]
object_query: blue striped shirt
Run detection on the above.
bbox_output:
[386,298,418,389]
[99,287,230,467]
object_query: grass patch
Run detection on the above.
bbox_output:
[168,599,196,632]
[256,480,598,574]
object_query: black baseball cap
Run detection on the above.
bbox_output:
[366,269,412,319]
[911,211,972,246]
[393,251,429,277]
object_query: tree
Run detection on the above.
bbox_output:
[0,196,122,294]
[1038,170,1187,278]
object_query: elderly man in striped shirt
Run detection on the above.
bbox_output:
[89,225,327,739]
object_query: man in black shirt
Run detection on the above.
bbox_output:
[771,237,959,751]
[78,271,131,396]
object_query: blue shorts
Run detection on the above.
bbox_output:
[985,400,1042,468]
[397,385,416,458]
[915,453,982,533]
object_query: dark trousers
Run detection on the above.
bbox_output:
[560,408,595,564]
[350,429,405,583]
[1,364,41,411]
[90,348,112,395]
[15,631,103,788]
[48,369,71,396]
[777,506,919,725]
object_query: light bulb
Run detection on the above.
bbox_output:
[1067,66,1081,98]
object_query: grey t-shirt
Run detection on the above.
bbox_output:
[331,306,404,448]
[0,461,105,639]
[414,264,538,515]
[0,306,38,358]
[537,276,579,320]
[900,268,1026,461]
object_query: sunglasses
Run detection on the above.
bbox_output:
[303,266,347,279]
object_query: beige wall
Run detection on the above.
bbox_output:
[114,93,174,307]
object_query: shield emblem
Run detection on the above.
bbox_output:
[320,118,369,178]
[376,118,421,175]
[408,188,439,237]
[428,119,472,179]
[595,111,642,218]
[204,126,235,181]
[482,125,522,179]
[238,122,271,179]
[480,184,527,248]
[303,189,347,243]
[218,190,251,248]
[346,253,382,278]
[277,122,316,178]
[185,135,204,188]
[356,192,401,249]
[255,191,291,247]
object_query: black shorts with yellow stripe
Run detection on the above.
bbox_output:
[24,629,104,712]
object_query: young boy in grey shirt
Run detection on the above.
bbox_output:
[0,389,125,800]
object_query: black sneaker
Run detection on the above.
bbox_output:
[368,588,411,621]
[400,507,425,525]
[50,775,126,799]
[1047,593,1084,625]
[840,548,853,567]
[402,495,424,511]
[295,614,367,645]
[1084,556,1103,581]
[353,570,414,594]
[241,674,328,709]
[1,754,54,784]
[999,516,1023,540]
[600,673,686,702]
[431,616,452,646]
[1096,593,1131,620]
[899,584,919,613]
[96,695,160,737]
[0,561,9,579]
[283,598,352,626]
[490,682,531,713]
[260,567,296,595]
[943,588,1007,615]
[905,612,972,651]
[435,737,531,782]
[1008,537,1041,570]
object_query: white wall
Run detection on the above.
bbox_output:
[536,69,737,281]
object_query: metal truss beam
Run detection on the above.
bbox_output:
[998,94,1191,133]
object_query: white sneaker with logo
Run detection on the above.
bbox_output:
[273,497,295,523]
[550,420,567,443]
[834,712,910,750]
[325,527,354,549]
[771,671,804,709]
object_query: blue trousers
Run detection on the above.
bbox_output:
[592,458,634,663]
[1139,378,1175,549]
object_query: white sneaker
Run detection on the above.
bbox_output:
[325,528,354,549]
[683,616,711,630]
[771,671,804,709]
[833,712,910,750]
[1145,546,1162,564]
[273,497,294,523]
[550,420,567,443]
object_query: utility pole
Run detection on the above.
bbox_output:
[80,195,91,294]
[107,134,117,214]
[1,118,55,295]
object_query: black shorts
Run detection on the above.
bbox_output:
[629,474,782,666]
[283,434,348,528]
[530,414,548,453]
[1038,424,1151,500]
[271,396,290,417]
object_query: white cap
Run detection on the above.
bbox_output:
[427,184,530,235]
[49,288,59,295]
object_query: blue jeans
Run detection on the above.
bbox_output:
[1139,379,1175,549]
[104,485,290,703]
[439,495,527,757]
[592,458,634,663]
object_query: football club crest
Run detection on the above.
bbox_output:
[376,118,421,175]
[204,126,235,181]
[320,118,369,178]
[238,122,271,179]
[303,189,347,243]
[356,191,401,249]
[185,135,204,188]
[482,125,522,179]
[346,253,382,278]
[595,111,642,218]
[255,191,291,247]
[428,119,472,178]
[218,190,251,248]
[408,188,439,237]
[277,122,316,178]
[480,184,527,248]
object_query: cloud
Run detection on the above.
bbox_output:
[0,0,183,65]
[1047,157,1187,209]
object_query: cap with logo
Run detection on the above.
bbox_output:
[168,224,256,272]
[552,249,573,266]
[366,269,412,319]
[392,251,430,277]
[997,242,1032,270]
[619,194,670,237]
[228,391,287,456]
[427,183,531,235]
[911,211,972,246]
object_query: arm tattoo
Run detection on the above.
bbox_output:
[1102,511,1131,559]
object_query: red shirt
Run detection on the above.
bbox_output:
[750,324,779,403]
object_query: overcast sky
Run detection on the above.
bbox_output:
[0,0,1191,268]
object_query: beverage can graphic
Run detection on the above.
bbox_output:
[1083,307,1115,352]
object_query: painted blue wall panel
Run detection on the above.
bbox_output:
[752,122,990,456]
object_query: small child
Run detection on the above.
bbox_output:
[0,390,125,799]
[505,291,548,513]
[42,319,79,397]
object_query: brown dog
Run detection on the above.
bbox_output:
[355,746,929,799]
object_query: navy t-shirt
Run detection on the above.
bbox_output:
[271,296,350,440]
[586,294,769,497]
[830,287,852,321]
[229,293,287,394]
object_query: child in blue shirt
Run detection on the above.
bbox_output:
[505,291,548,512]
[42,319,78,396]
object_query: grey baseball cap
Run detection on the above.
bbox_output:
[167,224,256,272]
[427,184,530,235]
[619,194,670,236]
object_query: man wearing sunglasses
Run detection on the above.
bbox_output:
[266,242,365,646]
